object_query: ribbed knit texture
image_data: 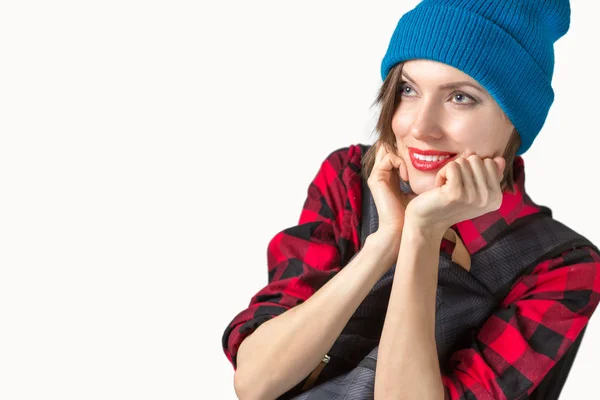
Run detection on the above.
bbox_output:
[380,0,571,155]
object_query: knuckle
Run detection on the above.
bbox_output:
[448,189,461,203]
[480,192,490,206]
[494,194,503,209]
[447,162,460,173]
[466,189,476,204]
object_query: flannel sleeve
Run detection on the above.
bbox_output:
[221,145,363,370]
[442,246,600,399]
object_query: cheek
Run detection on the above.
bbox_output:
[458,128,506,155]
[448,117,500,147]
[391,111,412,140]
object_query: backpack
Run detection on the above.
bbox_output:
[283,144,596,400]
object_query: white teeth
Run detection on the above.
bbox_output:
[414,153,451,162]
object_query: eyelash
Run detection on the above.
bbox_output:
[398,82,478,106]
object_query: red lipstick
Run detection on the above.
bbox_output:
[408,147,457,172]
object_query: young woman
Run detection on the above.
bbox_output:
[222,0,600,398]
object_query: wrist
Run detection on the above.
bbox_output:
[368,229,403,248]
[365,230,403,265]
[403,214,446,244]
[374,224,405,239]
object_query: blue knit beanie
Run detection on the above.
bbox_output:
[381,0,571,155]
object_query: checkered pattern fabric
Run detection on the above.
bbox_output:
[222,144,600,399]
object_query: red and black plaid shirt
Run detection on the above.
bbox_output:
[222,144,600,399]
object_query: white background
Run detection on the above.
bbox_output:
[1,1,598,399]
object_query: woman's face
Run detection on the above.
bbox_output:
[391,59,514,195]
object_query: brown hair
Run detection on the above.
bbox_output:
[361,62,521,194]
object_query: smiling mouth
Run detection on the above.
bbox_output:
[408,148,458,171]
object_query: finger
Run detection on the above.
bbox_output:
[495,157,506,180]
[455,157,477,203]
[434,154,457,187]
[377,146,408,179]
[468,155,494,206]
[374,141,387,165]
[456,157,476,186]
[435,160,463,190]
[434,161,450,188]
[484,157,505,187]
[444,161,463,194]
[388,153,410,183]
[467,155,489,190]
[484,158,499,189]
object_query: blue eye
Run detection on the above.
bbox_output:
[399,83,415,96]
[452,92,476,105]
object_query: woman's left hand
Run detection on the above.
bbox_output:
[404,153,506,236]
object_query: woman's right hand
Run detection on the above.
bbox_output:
[366,142,416,236]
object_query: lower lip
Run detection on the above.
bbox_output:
[409,151,457,171]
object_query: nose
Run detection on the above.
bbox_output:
[408,102,444,141]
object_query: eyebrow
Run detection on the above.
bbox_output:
[401,71,487,95]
